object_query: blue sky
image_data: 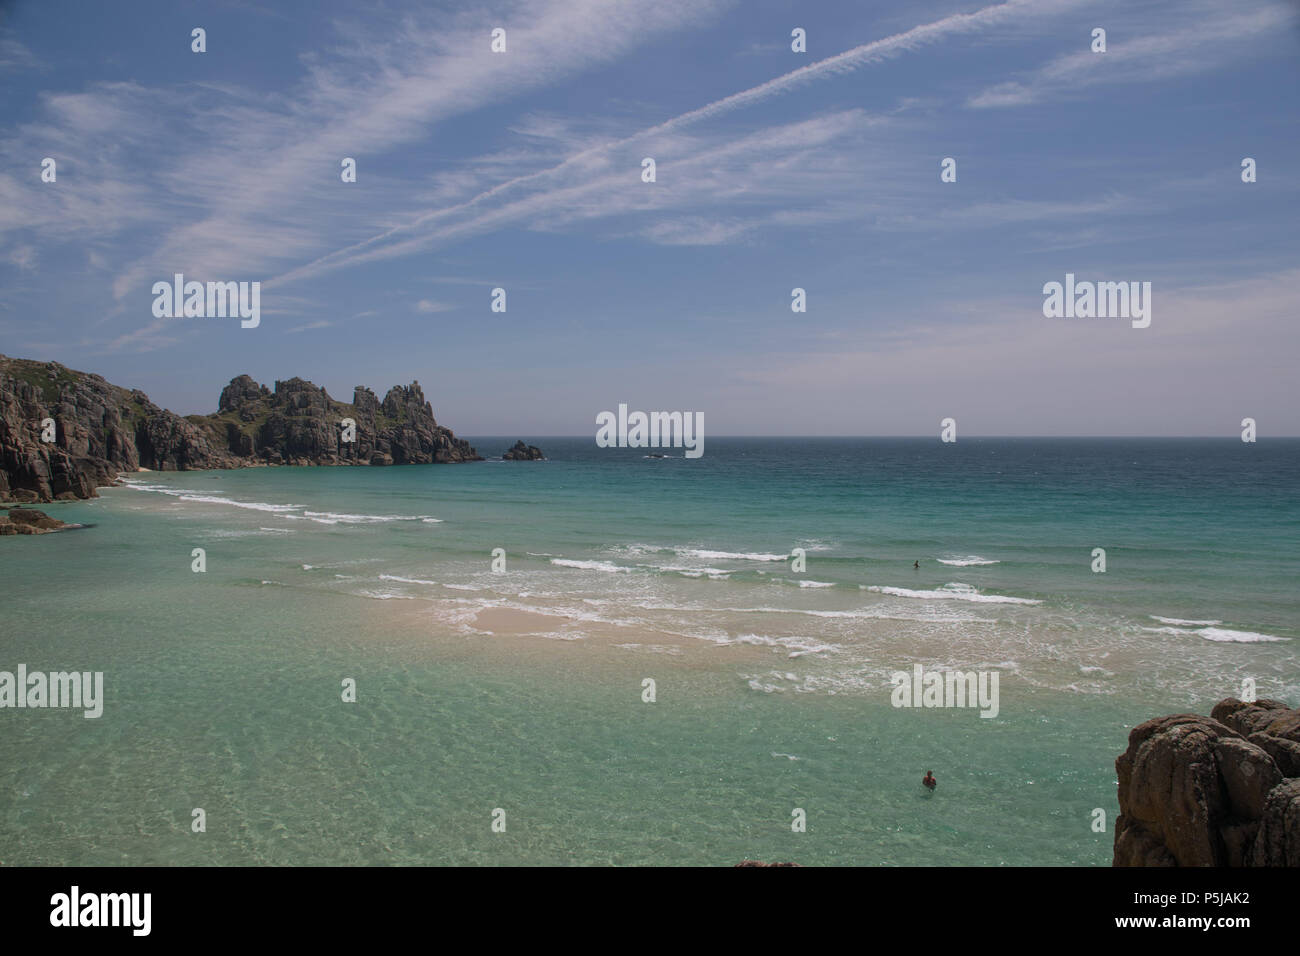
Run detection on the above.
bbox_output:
[1,0,1297,435]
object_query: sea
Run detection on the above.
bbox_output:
[1,437,1296,865]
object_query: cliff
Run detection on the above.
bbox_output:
[1114,697,1300,866]
[0,354,481,502]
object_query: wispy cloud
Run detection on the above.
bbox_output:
[968,0,1295,108]
[1,0,734,349]
[272,0,1097,286]
[285,319,334,334]
[0,35,37,72]
[710,266,1300,434]
[415,299,455,313]
[3,0,1294,425]
[6,244,36,269]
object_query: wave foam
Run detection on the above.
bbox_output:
[728,633,836,657]
[1142,625,1286,643]
[645,564,734,579]
[550,558,630,573]
[1199,627,1286,644]
[300,510,433,524]
[120,481,437,526]
[865,582,1040,605]
[678,548,787,562]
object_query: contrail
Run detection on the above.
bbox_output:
[271,0,1077,286]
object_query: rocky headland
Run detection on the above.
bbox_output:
[1114,697,1299,866]
[1,354,482,503]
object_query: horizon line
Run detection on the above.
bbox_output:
[461,434,1300,440]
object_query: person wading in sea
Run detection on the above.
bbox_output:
[922,770,937,791]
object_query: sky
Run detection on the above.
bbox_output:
[1,0,1297,436]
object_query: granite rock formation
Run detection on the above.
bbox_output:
[209,374,479,468]
[1113,698,1300,866]
[0,506,74,534]
[502,439,545,460]
[1,354,481,502]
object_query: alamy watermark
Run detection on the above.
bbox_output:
[596,403,704,458]
[50,886,149,936]
[890,663,999,718]
[1,665,103,718]
[151,273,260,328]
[1042,273,1150,329]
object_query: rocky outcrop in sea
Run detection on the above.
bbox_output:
[0,505,75,534]
[1114,697,1300,866]
[502,439,545,460]
[1,354,482,503]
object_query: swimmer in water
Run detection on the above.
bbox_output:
[913,560,919,569]
[923,770,937,791]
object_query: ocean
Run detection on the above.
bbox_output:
[1,437,1296,865]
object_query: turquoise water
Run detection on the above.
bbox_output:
[1,438,1296,865]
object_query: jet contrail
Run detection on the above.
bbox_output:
[270,0,1079,286]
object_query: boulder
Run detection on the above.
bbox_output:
[1213,698,1300,776]
[1114,698,1299,867]
[1248,779,1300,866]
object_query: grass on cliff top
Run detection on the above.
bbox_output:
[195,402,407,440]
[3,358,148,432]
[1,358,82,404]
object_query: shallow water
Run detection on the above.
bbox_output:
[1,438,1296,864]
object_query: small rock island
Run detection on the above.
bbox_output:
[502,440,545,460]
[0,506,74,534]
